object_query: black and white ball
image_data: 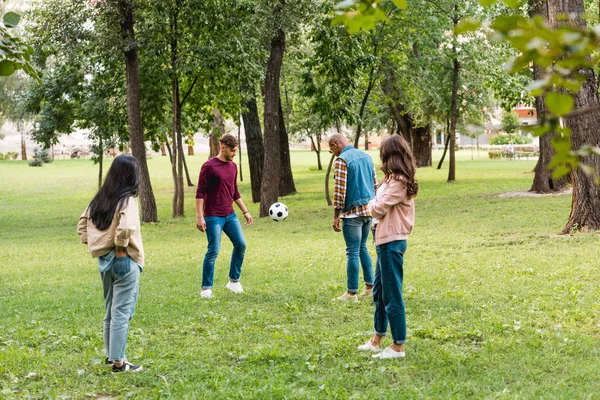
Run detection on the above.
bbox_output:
[268,202,288,221]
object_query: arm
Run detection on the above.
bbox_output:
[196,198,206,232]
[332,158,347,232]
[195,162,212,232]
[115,197,139,257]
[77,208,89,244]
[234,198,253,226]
[369,179,408,219]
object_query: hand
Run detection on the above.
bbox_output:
[332,217,341,232]
[196,216,206,232]
[115,247,127,258]
[244,212,253,227]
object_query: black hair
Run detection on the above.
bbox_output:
[89,154,140,231]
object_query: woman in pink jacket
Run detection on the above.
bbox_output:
[358,135,418,359]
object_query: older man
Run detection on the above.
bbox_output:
[329,134,377,302]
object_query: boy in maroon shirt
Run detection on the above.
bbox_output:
[196,134,253,298]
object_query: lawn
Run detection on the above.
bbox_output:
[1,150,599,399]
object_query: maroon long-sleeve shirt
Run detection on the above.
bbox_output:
[195,157,240,217]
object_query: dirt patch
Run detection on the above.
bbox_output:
[497,188,572,198]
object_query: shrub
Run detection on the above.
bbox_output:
[6,152,18,160]
[489,134,532,145]
[29,148,52,167]
[0,153,4,160]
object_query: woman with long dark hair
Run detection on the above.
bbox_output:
[77,154,145,372]
[358,134,418,359]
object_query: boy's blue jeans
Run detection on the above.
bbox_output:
[202,212,247,289]
[373,240,407,345]
[342,216,374,293]
[100,253,141,362]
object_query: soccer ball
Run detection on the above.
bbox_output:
[269,202,288,221]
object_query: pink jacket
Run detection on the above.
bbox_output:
[368,177,415,246]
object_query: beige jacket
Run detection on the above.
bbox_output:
[368,177,415,246]
[77,196,145,266]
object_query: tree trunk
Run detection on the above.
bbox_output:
[188,144,194,156]
[238,115,243,182]
[437,133,450,170]
[381,59,432,166]
[21,132,27,160]
[325,154,335,206]
[530,0,567,193]
[448,51,460,182]
[98,136,103,190]
[309,134,323,170]
[182,151,193,187]
[161,142,167,156]
[242,96,264,203]
[209,108,225,158]
[354,66,376,149]
[278,98,296,196]
[412,125,433,167]
[165,137,173,161]
[548,0,600,232]
[170,8,184,219]
[121,1,157,222]
[260,3,285,217]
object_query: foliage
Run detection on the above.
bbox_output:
[1,153,600,397]
[333,0,600,180]
[0,7,39,81]
[489,133,532,145]
[501,111,521,134]
[27,147,51,166]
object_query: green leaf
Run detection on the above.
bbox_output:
[455,19,481,35]
[502,0,521,8]
[545,92,574,116]
[551,164,570,179]
[393,0,408,9]
[0,59,16,76]
[3,12,21,28]
[480,0,498,6]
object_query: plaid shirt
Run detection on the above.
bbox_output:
[333,158,377,218]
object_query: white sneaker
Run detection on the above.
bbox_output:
[360,287,373,297]
[200,289,214,298]
[332,292,358,303]
[226,281,244,293]
[357,340,382,352]
[372,346,405,359]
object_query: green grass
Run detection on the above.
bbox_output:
[1,150,599,399]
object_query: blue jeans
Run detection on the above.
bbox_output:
[202,212,247,289]
[100,255,141,362]
[342,216,374,292]
[373,240,407,345]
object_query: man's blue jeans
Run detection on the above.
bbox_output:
[342,216,374,293]
[373,240,407,345]
[202,212,246,289]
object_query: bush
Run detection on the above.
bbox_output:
[6,152,18,160]
[0,153,4,160]
[489,134,532,145]
[29,148,52,167]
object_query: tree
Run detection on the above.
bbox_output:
[260,0,286,217]
[546,0,600,232]
[241,95,264,203]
